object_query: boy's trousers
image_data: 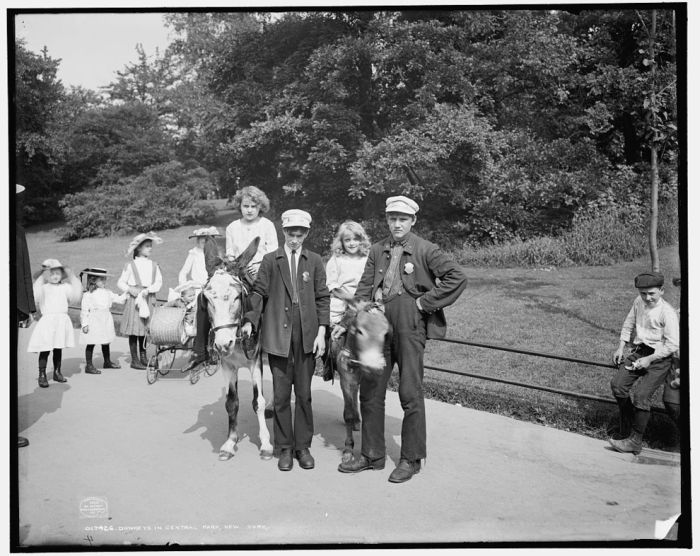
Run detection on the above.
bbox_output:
[610,344,673,411]
[268,304,315,451]
[359,292,427,462]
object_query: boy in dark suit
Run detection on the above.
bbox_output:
[242,209,330,471]
[335,195,467,482]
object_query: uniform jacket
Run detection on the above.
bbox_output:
[355,232,467,339]
[244,247,330,357]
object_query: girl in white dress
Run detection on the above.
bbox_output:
[79,268,127,374]
[322,221,371,380]
[225,186,278,277]
[179,226,220,289]
[118,232,163,369]
[27,258,82,388]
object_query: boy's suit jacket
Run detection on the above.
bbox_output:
[244,247,330,357]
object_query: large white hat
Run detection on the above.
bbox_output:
[188,226,221,239]
[126,231,163,256]
[385,195,419,215]
[281,209,312,229]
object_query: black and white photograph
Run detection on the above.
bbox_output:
[8,1,689,549]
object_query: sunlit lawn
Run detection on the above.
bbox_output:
[25,208,682,448]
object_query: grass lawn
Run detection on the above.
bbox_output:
[25,208,682,450]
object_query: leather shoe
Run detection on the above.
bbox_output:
[338,454,385,473]
[53,369,67,383]
[388,459,421,483]
[18,437,29,448]
[130,360,147,370]
[85,363,101,374]
[103,360,121,369]
[295,449,315,470]
[278,449,293,471]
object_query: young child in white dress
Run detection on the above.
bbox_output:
[117,232,163,370]
[27,259,82,388]
[79,268,127,374]
[225,186,278,278]
[322,221,371,380]
[179,227,221,289]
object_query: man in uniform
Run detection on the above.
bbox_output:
[336,195,467,482]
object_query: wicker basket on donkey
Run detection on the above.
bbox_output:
[148,306,186,345]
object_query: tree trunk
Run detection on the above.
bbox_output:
[649,145,660,272]
[648,9,660,272]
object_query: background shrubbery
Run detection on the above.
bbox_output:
[58,162,217,240]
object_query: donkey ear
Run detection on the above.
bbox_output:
[235,237,260,270]
[204,236,223,275]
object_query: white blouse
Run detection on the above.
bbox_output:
[178,247,208,286]
[117,257,163,293]
[225,217,278,265]
[325,254,368,324]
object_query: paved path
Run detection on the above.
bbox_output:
[16,328,680,547]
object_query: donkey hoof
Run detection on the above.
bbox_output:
[218,451,234,461]
[260,450,273,460]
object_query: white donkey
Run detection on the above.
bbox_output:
[201,238,273,461]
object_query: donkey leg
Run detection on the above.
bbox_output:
[250,361,274,459]
[219,370,240,461]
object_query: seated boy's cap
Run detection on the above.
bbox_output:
[188,226,220,239]
[42,258,64,270]
[281,209,312,229]
[635,271,664,288]
[174,280,200,293]
[386,195,419,215]
[81,267,113,277]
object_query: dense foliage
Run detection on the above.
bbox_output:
[15,8,679,249]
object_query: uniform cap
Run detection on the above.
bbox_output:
[385,195,419,215]
[281,209,312,229]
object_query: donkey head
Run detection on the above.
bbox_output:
[343,300,390,373]
[202,270,244,354]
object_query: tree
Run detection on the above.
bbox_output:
[14,39,66,221]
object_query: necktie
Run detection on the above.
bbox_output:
[291,250,299,303]
[382,243,404,298]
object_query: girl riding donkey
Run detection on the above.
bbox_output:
[117,232,163,370]
[79,268,127,374]
[27,259,83,387]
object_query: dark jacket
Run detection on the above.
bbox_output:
[355,232,467,339]
[16,223,36,319]
[244,247,330,357]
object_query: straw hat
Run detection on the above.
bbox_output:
[174,280,200,293]
[126,232,163,257]
[80,267,113,279]
[188,226,221,239]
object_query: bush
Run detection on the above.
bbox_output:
[59,162,217,240]
[457,199,678,268]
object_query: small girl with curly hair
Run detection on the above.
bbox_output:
[225,185,278,277]
[27,259,83,387]
[79,268,127,374]
[322,221,371,380]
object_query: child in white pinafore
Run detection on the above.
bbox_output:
[118,232,163,370]
[79,268,127,374]
[322,220,371,380]
[27,258,83,388]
